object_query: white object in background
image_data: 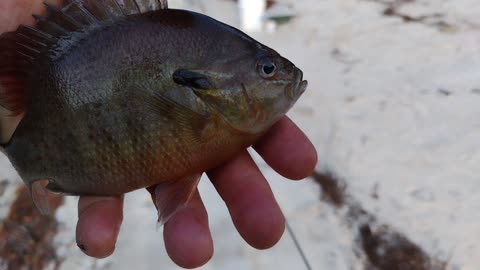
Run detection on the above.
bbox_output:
[239,0,266,32]
[264,3,296,33]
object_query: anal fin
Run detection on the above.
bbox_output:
[152,173,202,225]
[28,180,51,215]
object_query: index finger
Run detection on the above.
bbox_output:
[254,116,317,180]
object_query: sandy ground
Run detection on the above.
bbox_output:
[1,0,480,269]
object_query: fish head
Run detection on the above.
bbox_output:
[186,47,307,135]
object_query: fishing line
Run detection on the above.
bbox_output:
[285,219,313,270]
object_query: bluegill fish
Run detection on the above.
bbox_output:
[0,0,307,223]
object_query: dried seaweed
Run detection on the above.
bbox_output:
[0,186,64,270]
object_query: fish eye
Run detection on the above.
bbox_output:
[257,58,277,78]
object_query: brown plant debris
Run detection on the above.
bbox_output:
[360,224,447,270]
[311,170,346,207]
[0,186,64,270]
[311,170,448,270]
[365,0,455,32]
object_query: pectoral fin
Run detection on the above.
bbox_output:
[28,180,50,215]
[151,173,202,225]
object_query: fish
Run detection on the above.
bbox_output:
[0,0,308,224]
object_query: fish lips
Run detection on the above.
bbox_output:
[286,67,308,101]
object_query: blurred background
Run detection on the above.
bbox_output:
[1,0,480,269]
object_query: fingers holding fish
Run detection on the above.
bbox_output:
[163,191,213,269]
[76,195,124,258]
[254,116,318,180]
[208,151,286,249]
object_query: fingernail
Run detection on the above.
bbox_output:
[77,242,87,252]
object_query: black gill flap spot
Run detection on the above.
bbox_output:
[172,69,214,90]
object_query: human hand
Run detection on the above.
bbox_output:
[76,117,316,268]
[1,1,317,268]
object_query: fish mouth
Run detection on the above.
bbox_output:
[286,67,308,101]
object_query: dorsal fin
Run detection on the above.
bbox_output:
[0,0,169,141]
[33,0,169,39]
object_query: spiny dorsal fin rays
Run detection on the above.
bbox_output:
[0,0,170,116]
[32,14,69,38]
[62,0,101,25]
[44,2,84,30]
[16,33,49,51]
[13,25,56,61]
[6,0,170,60]
[17,25,55,44]
[29,0,170,41]
[64,0,168,17]
[63,0,117,23]
[118,0,142,14]
[49,0,170,34]
[114,0,168,14]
